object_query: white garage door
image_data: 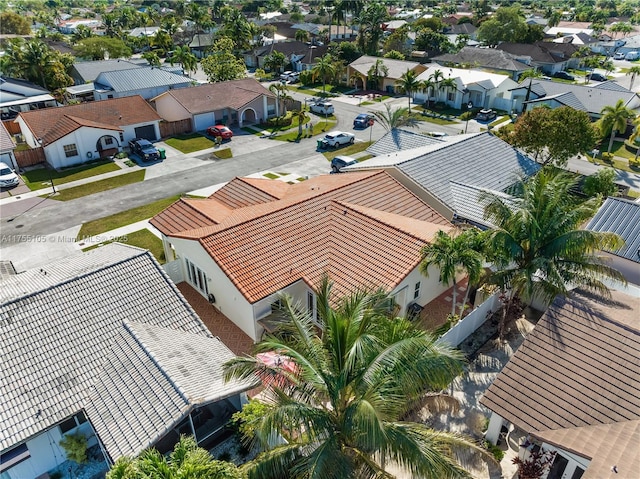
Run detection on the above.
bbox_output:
[194,112,215,131]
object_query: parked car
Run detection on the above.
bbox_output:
[553,71,575,81]
[279,70,293,81]
[353,113,375,129]
[475,109,497,122]
[286,72,300,83]
[626,51,640,61]
[320,131,355,149]
[330,155,358,173]
[206,124,233,140]
[614,52,626,60]
[588,72,607,82]
[426,131,448,138]
[128,138,160,161]
[309,101,335,115]
[0,161,19,188]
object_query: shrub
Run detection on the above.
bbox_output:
[230,400,271,446]
[265,115,293,127]
[115,152,128,159]
[300,69,314,86]
[484,440,505,461]
[59,433,88,464]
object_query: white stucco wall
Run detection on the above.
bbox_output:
[44,126,122,169]
[153,94,191,122]
[392,263,450,314]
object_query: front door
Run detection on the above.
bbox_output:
[547,454,569,479]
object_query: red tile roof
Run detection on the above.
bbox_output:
[153,78,275,115]
[151,171,452,303]
[18,96,161,145]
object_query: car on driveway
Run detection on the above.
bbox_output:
[588,72,608,82]
[309,101,335,115]
[553,70,575,81]
[320,131,355,149]
[614,52,626,60]
[353,113,375,129]
[0,161,19,188]
[330,155,358,173]
[207,124,233,140]
[475,109,497,122]
[128,138,161,161]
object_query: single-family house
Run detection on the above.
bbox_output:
[415,65,518,111]
[189,32,220,59]
[585,197,640,285]
[93,66,194,101]
[56,18,101,34]
[243,41,329,72]
[496,41,580,75]
[433,47,531,81]
[0,244,251,479]
[15,96,161,168]
[545,21,594,37]
[480,288,640,479]
[347,56,428,93]
[70,59,150,85]
[382,20,408,32]
[551,32,597,46]
[151,78,276,130]
[0,122,17,170]
[443,22,478,48]
[0,77,57,121]
[510,78,640,117]
[346,132,540,225]
[150,171,454,341]
[290,23,356,41]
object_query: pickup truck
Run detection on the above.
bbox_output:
[309,101,335,115]
[128,138,160,161]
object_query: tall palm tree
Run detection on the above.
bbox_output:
[396,69,421,113]
[295,29,309,43]
[20,40,54,90]
[171,45,197,75]
[269,83,291,116]
[600,99,635,154]
[294,109,307,138]
[224,278,486,479]
[357,2,388,55]
[371,104,417,131]
[481,169,626,338]
[429,69,444,102]
[626,65,640,90]
[366,58,388,91]
[106,436,241,479]
[420,229,483,317]
[420,77,436,108]
[439,77,458,105]
[311,54,335,94]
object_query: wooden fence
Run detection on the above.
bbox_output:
[2,120,21,135]
[159,118,192,138]
[14,147,46,168]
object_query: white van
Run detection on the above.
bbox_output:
[625,51,640,61]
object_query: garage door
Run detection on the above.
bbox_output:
[194,112,215,131]
[134,125,157,141]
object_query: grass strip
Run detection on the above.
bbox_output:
[214,148,233,159]
[47,170,144,201]
[322,141,373,160]
[22,160,120,191]
[82,229,166,264]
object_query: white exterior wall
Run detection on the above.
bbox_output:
[485,412,504,444]
[539,443,590,479]
[391,263,449,314]
[153,94,192,122]
[121,121,161,142]
[169,237,258,340]
[94,83,192,101]
[44,127,122,169]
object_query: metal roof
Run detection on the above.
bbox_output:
[70,59,147,83]
[586,197,640,264]
[94,67,193,93]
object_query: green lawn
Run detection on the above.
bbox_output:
[322,141,373,161]
[214,147,232,159]
[82,229,166,264]
[273,121,337,142]
[242,126,263,136]
[76,195,181,239]
[47,170,145,201]
[22,160,121,191]
[165,133,215,153]
[420,115,458,126]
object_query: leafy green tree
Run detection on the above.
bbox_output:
[482,169,625,338]
[371,104,417,131]
[142,51,161,67]
[201,37,247,83]
[420,229,483,317]
[384,49,405,60]
[72,24,93,44]
[395,69,421,113]
[331,41,362,63]
[600,100,635,154]
[311,53,335,93]
[231,399,272,447]
[477,6,543,45]
[263,51,287,73]
[106,436,242,479]
[583,167,617,198]
[224,278,486,479]
[0,11,32,34]
[74,37,131,61]
[415,29,452,55]
[383,27,409,55]
[510,106,596,167]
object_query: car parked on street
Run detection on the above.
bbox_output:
[553,70,575,81]
[625,51,640,61]
[279,70,293,81]
[614,51,626,60]
[0,161,19,188]
[330,155,358,173]
[475,109,497,122]
[320,131,355,149]
[206,124,233,140]
[309,101,335,115]
[128,138,161,161]
[353,113,375,129]
[588,72,607,82]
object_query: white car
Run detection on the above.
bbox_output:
[0,162,19,188]
[320,131,355,149]
[309,101,335,115]
[614,52,625,60]
[279,70,293,81]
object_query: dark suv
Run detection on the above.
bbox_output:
[353,113,375,129]
[128,138,160,161]
[553,71,575,81]
[330,155,357,173]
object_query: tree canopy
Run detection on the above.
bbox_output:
[0,11,32,34]
[74,37,131,61]
[477,6,544,45]
[201,37,247,83]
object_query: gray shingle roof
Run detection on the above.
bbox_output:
[525,91,587,111]
[433,47,530,72]
[94,67,192,93]
[449,181,518,228]
[0,122,15,152]
[586,197,640,263]
[348,55,423,79]
[366,128,444,156]
[0,244,249,459]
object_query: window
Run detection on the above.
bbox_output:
[107,94,114,99]
[59,412,87,434]
[0,444,30,473]
[185,258,208,295]
[413,281,421,300]
[104,137,114,145]
[307,291,315,319]
[447,91,454,101]
[119,132,124,141]
[63,144,78,158]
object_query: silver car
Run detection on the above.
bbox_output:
[0,162,19,188]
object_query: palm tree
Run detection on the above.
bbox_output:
[224,278,486,479]
[311,54,335,94]
[481,169,626,338]
[20,40,54,90]
[420,77,436,108]
[395,69,421,113]
[627,65,640,90]
[294,109,307,138]
[600,99,635,154]
[429,69,444,102]
[371,104,417,131]
[420,229,483,317]
[295,29,309,43]
[269,83,291,117]
[171,45,197,75]
[460,111,473,134]
[106,436,241,479]
[439,77,458,105]
[366,58,388,91]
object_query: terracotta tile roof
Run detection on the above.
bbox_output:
[152,79,275,115]
[480,289,640,433]
[18,96,160,146]
[152,171,451,303]
[150,198,233,236]
[211,177,287,207]
[532,420,640,479]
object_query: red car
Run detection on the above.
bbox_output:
[206,125,233,140]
